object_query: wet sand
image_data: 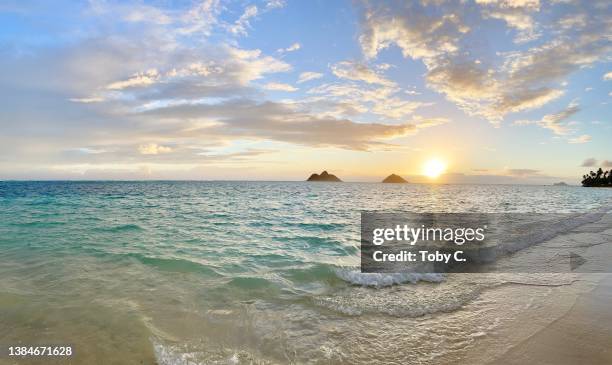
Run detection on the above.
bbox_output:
[492,274,612,365]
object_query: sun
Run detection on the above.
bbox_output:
[423,159,447,179]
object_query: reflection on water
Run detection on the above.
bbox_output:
[0,182,611,364]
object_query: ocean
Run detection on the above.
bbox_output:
[1,181,611,364]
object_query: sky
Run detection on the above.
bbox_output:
[0,0,610,183]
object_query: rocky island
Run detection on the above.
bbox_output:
[307,171,342,182]
[382,174,408,183]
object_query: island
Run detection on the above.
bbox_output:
[306,171,342,182]
[553,182,569,186]
[382,174,408,183]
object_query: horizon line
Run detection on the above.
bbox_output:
[0,179,578,186]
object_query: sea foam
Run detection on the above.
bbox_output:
[334,268,445,287]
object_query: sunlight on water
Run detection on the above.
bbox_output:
[1,181,611,364]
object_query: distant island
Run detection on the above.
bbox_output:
[581,168,612,187]
[307,171,342,182]
[553,182,569,186]
[382,174,408,183]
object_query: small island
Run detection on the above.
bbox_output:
[382,174,408,183]
[553,182,569,186]
[581,168,612,187]
[307,170,342,182]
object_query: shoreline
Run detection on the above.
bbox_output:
[492,274,612,365]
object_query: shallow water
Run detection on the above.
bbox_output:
[1,181,611,364]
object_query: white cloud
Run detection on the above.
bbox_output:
[476,0,541,43]
[226,47,292,84]
[568,135,591,144]
[228,5,258,36]
[277,42,301,53]
[604,72,612,80]
[266,0,286,9]
[263,82,298,92]
[122,5,172,25]
[69,97,104,103]
[356,1,610,124]
[298,72,323,83]
[177,0,222,37]
[72,147,108,154]
[331,61,395,87]
[307,82,428,120]
[514,101,580,135]
[138,143,173,155]
[107,69,160,90]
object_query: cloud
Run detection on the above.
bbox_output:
[506,168,541,177]
[297,72,323,83]
[141,99,431,150]
[176,0,222,37]
[121,4,173,25]
[476,0,541,43]
[604,72,612,81]
[513,101,580,135]
[307,82,428,120]
[70,147,108,154]
[263,82,298,92]
[0,0,449,178]
[266,0,286,9]
[138,143,173,155]
[89,0,223,38]
[331,61,395,86]
[224,47,292,84]
[603,160,612,168]
[107,69,160,90]
[2,0,609,179]
[356,1,611,123]
[89,45,291,103]
[277,42,301,53]
[69,97,104,103]
[581,158,597,167]
[196,148,276,160]
[568,134,591,144]
[228,5,258,35]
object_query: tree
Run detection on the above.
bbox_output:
[581,168,612,187]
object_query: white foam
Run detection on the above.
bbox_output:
[151,339,270,365]
[153,341,200,365]
[497,208,612,256]
[335,268,445,287]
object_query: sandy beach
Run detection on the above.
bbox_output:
[488,211,612,365]
[493,274,612,365]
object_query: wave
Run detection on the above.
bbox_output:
[227,276,276,290]
[152,341,203,365]
[314,280,483,317]
[121,253,221,276]
[495,207,612,257]
[85,248,221,277]
[284,263,339,283]
[95,223,144,232]
[293,222,345,230]
[12,221,67,227]
[334,268,445,287]
[152,339,272,365]
[317,273,581,317]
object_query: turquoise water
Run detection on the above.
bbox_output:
[1,181,611,364]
